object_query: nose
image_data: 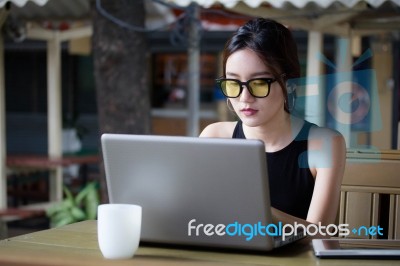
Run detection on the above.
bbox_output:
[239,84,255,102]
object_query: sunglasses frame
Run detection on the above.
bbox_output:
[216,77,277,98]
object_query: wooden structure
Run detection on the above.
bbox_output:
[1,220,400,265]
[340,150,400,239]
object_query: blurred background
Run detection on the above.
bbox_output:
[0,0,399,237]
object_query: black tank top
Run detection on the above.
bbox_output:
[232,120,315,219]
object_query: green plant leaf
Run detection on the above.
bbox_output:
[46,203,63,217]
[46,198,74,217]
[53,215,75,228]
[85,184,100,220]
[70,206,86,221]
[75,182,96,206]
[46,182,100,226]
[51,211,74,227]
[63,186,74,202]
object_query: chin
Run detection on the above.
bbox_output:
[240,117,263,128]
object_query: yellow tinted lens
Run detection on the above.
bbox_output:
[222,80,240,97]
[249,79,269,97]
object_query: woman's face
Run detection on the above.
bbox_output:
[225,48,286,128]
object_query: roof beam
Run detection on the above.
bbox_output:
[27,24,92,41]
[26,26,53,40]
[228,2,354,37]
[313,10,364,31]
[352,28,398,37]
[319,23,351,37]
[59,25,92,41]
[352,21,400,31]
[227,1,400,37]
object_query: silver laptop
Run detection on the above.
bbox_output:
[101,133,303,251]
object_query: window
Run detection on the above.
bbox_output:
[151,52,218,108]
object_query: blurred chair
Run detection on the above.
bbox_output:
[339,150,400,239]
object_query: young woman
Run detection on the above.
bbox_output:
[200,18,346,227]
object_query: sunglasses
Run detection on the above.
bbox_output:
[216,77,278,98]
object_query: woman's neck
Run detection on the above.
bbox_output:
[242,114,303,152]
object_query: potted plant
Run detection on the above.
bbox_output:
[46,181,100,227]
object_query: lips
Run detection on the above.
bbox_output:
[240,108,258,116]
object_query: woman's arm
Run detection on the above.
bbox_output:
[271,207,310,225]
[271,128,346,231]
[306,128,346,225]
[202,122,346,229]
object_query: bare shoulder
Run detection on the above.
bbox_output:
[308,125,346,147]
[307,124,346,169]
[199,121,237,138]
[308,126,346,180]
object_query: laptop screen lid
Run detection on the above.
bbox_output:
[101,133,275,251]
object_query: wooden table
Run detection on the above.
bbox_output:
[0,220,396,266]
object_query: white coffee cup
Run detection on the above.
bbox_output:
[97,204,142,259]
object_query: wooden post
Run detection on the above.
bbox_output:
[0,7,9,209]
[305,31,324,126]
[186,3,200,137]
[0,33,6,209]
[27,25,93,203]
[47,32,63,202]
[334,37,352,147]
[371,37,393,149]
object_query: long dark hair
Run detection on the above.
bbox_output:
[222,18,300,113]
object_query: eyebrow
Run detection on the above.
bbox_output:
[225,71,272,78]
